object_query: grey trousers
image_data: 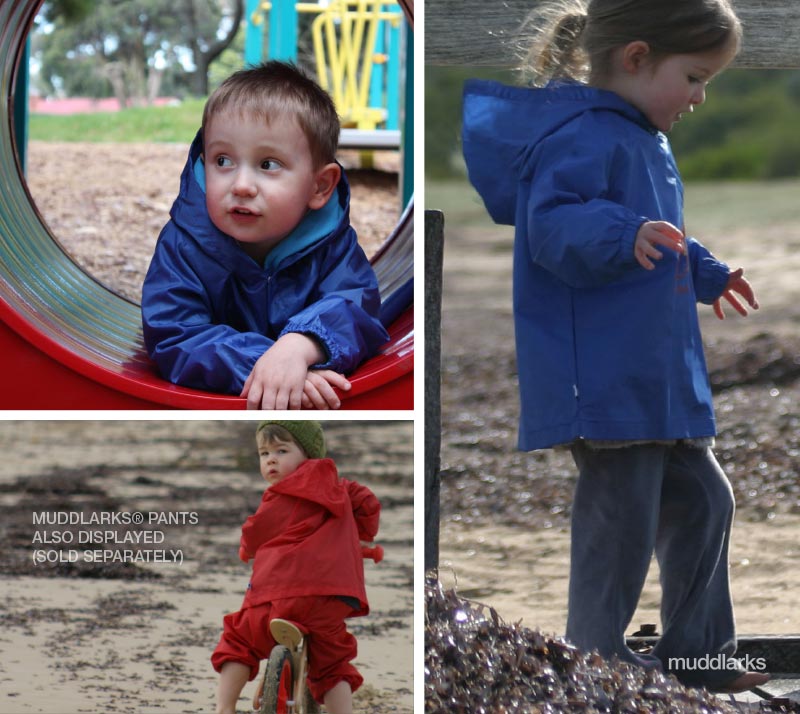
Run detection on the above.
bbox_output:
[566,441,739,687]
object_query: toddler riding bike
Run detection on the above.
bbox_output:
[211,421,382,714]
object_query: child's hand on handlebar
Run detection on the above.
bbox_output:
[361,542,384,563]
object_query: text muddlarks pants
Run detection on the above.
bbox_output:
[566,442,739,687]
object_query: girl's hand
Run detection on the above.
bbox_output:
[634,221,686,270]
[714,267,759,319]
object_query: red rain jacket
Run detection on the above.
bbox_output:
[238,458,380,616]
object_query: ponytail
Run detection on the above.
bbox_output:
[517,1,590,86]
[517,0,741,88]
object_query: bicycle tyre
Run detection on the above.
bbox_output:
[261,645,294,714]
[303,688,320,714]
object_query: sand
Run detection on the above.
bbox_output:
[0,420,413,714]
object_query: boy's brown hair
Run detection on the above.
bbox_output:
[201,61,340,168]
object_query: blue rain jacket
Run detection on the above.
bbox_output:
[142,132,389,394]
[462,80,731,450]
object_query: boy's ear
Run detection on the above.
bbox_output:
[307,163,341,210]
[621,40,651,73]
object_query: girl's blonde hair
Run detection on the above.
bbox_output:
[518,0,742,86]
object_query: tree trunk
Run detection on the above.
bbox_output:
[189,0,245,96]
[146,67,164,104]
[101,62,128,108]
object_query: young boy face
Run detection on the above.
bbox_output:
[257,436,307,486]
[203,111,330,262]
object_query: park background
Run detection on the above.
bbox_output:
[21,0,407,304]
[426,62,800,641]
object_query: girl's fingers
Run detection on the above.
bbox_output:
[635,244,658,270]
[724,290,748,317]
[651,222,686,253]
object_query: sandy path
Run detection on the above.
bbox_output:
[439,516,800,638]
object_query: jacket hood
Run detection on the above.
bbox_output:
[268,458,347,517]
[170,129,350,273]
[462,79,654,226]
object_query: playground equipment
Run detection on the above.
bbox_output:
[246,0,402,130]
[247,0,409,185]
[0,0,413,410]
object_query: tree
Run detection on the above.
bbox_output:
[34,0,244,102]
[178,0,245,96]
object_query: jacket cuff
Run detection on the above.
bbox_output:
[278,324,337,370]
[688,238,730,304]
[622,217,647,266]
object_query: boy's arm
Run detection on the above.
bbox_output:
[240,332,325,410]
[141,227,273,394]
[277,228,389,375]
[239,495,281,561]
[345,480,381,542]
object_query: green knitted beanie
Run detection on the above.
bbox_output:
[256,420,326,459]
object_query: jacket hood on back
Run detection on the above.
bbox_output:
[170,129,350,274]
[268,458,348,517]
[462,79,654,226]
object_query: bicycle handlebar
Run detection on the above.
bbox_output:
[362,544,384,563]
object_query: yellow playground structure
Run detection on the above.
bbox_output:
[248,0,404,135]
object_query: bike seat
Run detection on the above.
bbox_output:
[270,618,305,650]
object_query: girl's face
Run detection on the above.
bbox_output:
[257,437,307,486]
[614,41,737,132]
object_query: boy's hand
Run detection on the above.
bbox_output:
[238,545,251,563]
[714,267,759,320]
[634,221,686,270]
[252,678,264,711]
[301,369,351,410]
[241,333,324,410]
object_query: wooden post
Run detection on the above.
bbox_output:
[425,210,445,573]
[426,0,800,68]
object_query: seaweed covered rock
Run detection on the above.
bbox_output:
[425,579,797,713]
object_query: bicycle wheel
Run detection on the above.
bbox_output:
[303,688,320,714]
[261,645,295,714]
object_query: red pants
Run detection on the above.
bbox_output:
[211,595,362,702]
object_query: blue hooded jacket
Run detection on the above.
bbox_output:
[141,131,389,394]
[462,80,730,451]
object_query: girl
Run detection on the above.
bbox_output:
[462,0,764,694]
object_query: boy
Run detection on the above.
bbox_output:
[141,62,389,410]
[211,420,380,714]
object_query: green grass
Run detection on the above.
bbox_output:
[427,177,800,234]
[683,179,800,236]
[426,179,498,229]
[29,98,207,143]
